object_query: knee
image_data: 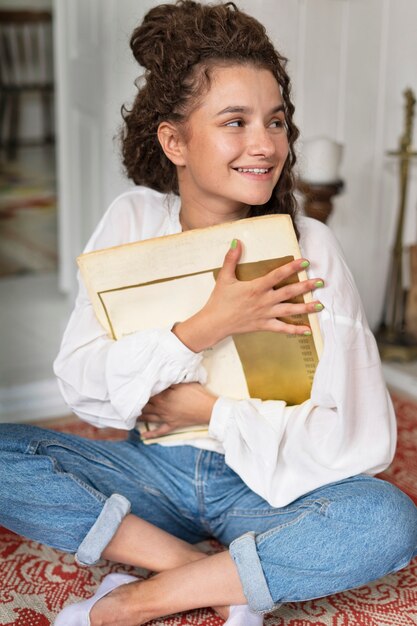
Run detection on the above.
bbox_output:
[336,478,417,573]
[373,480,417,567]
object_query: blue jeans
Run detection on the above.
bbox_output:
[1,423,417,613]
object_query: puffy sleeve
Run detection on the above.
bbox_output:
[53,190,206,430]
[208,218,397,507]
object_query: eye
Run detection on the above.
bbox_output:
[225,119,244,127]
[270,118,286,130]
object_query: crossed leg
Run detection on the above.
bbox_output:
[93,514,249,624]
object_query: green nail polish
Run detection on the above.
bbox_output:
[315,280,324,288]
[314,303,324,311]
[300,260,310,268]
[230,239,238,250]
[303,330,312,336]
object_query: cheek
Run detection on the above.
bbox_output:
[275,138,290,174]
[189,133,228,166]
[208,132,242,161]
[282,136,290,159]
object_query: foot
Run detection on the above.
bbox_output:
[53,573,138,626]
[224,604,264,625]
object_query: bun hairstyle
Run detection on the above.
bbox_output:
[121,0,299,223]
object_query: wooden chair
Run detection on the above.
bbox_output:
[0,10,54,160]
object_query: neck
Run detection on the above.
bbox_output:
[179,196,250,232]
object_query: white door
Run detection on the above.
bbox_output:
[53,0,106,296]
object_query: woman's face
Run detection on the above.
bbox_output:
[176,63,290,222]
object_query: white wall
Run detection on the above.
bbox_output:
[87,0,417,330]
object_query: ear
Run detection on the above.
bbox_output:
[157,121,187,166]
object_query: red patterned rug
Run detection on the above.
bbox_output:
[0,155,57,277]
[1,392,417,625]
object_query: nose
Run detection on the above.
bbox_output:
[247,125,276,158]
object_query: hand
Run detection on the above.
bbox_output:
[173,239,324,352]
[140,383,217,440]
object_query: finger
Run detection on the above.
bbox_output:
[141,423,175,439]
[217,239,242,282]
[268,319,313,335]
[273,278,325,303]
[262,258,312,290]
[272,300,324,318]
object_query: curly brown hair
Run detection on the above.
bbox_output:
[121,0,299,223]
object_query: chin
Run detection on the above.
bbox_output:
[240,191,274,207]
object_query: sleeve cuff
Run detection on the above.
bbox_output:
[165,327,202,359]
[208,396,236,441]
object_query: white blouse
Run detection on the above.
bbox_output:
[54,186,396,507]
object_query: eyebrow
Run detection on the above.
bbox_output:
[215,104,285,116]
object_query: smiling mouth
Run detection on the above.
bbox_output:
[234,167,273,175]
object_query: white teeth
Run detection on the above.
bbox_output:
[237,168,269,174]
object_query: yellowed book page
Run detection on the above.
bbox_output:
[101,272,249,400]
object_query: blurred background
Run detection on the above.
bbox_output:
[1,0,416,423]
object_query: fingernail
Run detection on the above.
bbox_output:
[300,260,310,268]
[315,280,324,288]
[230,239,238,250]
[314,303,324,311]
[303,330,312,336]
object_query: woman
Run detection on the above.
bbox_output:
[1,2,417,625]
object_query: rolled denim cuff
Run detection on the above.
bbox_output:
[75,493,131,566]
[230,531,280,613]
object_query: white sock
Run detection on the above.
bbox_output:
[224,604,263,625]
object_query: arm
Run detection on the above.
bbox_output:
[206,219,396,506]
[208,315,396,506]
[54,190,207,430]
[54,294,206,430]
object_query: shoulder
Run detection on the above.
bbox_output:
[295,214,348,277]
[295,215,367,324]
[107,186,172,215]
[84,186,181,252]
[296,215,343,257]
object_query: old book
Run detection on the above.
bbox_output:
[77,214,323,443]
